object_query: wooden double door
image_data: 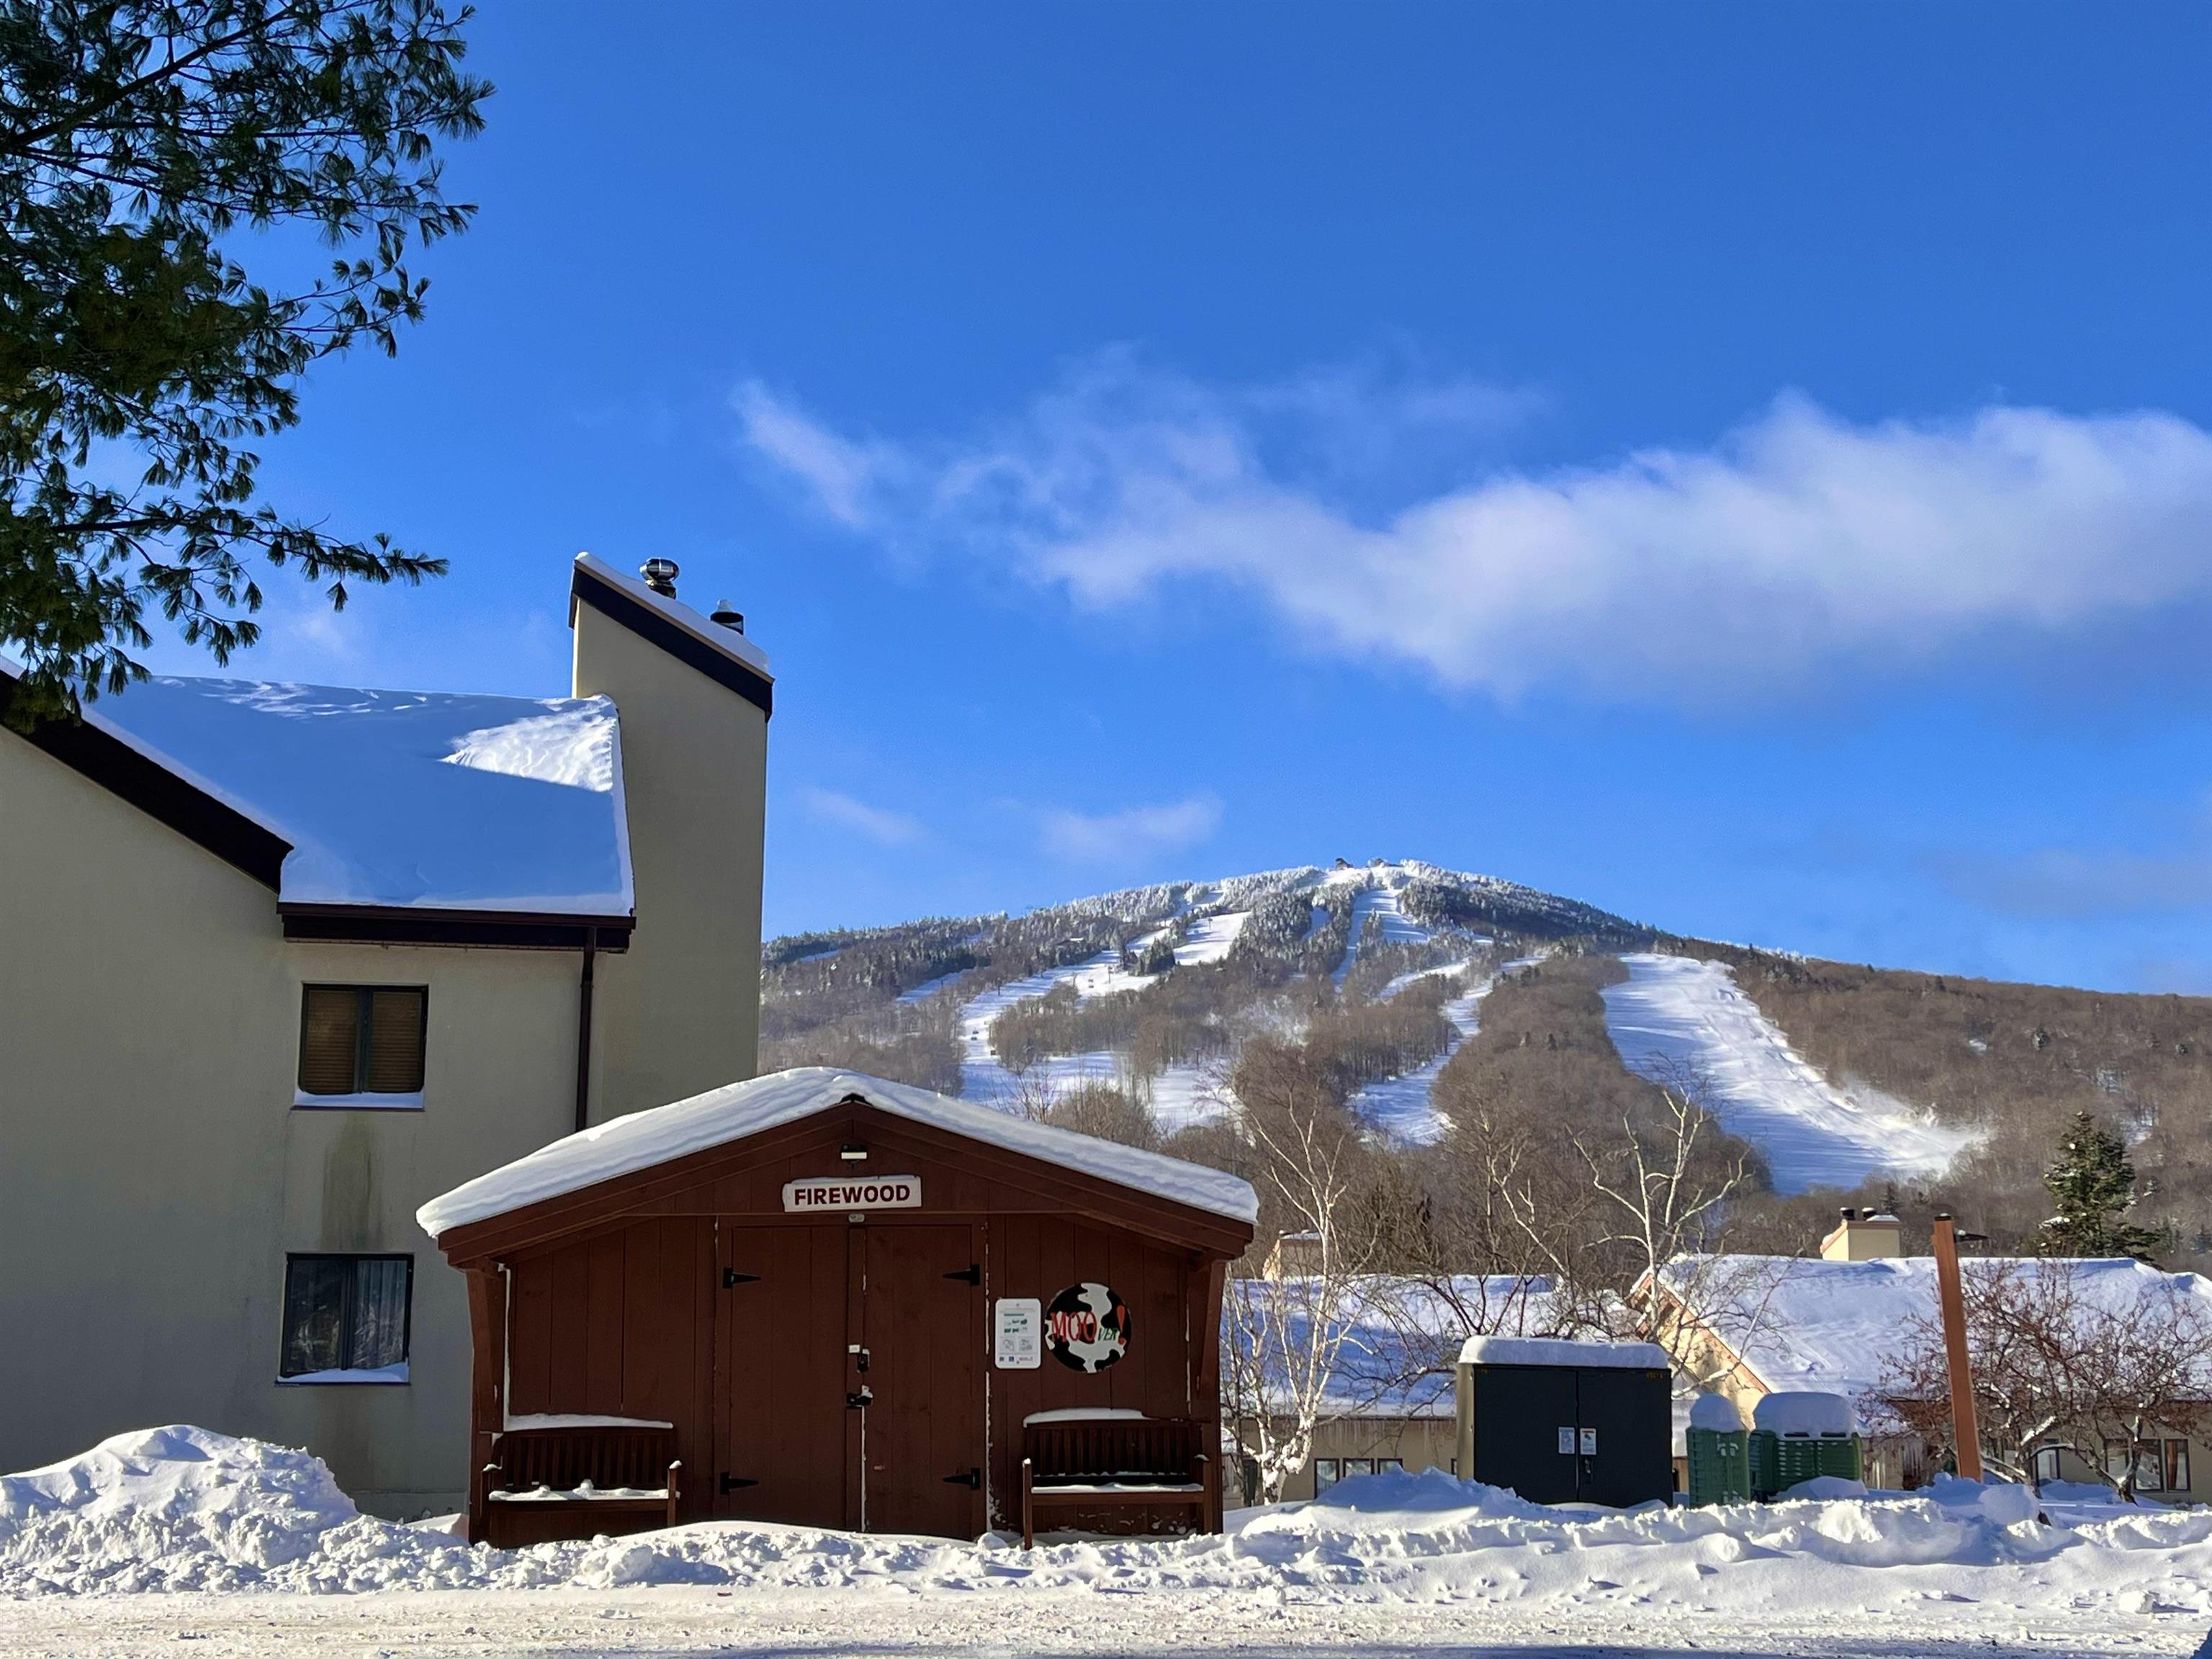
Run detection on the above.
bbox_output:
[715,1220,983,1537]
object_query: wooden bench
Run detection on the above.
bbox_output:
[477,1420,682,1548]
[1020,1413,1212,1548]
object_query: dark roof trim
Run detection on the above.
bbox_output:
[282,905,634,952]
[570,563,773,719]
[1,669,289,890]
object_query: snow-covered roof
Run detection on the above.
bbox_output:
[1231,1276,1565,1419]
[83,675,632,915]
[571,553,773,680]
[1460,1335,1671,1370]
[418,1066,1259,1238]
[1657,1253,2212,1402]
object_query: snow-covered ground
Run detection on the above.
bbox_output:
[1600,954,1979,1193]
[6,1429,2211,1658]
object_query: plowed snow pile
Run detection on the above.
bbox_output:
[6,1426,2211,1621]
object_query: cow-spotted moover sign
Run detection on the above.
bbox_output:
[1045,1281,1130,1372]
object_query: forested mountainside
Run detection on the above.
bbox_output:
[763,859,2212,1277]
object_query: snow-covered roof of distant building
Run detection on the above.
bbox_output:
[419,1067,1259,1238]
[1654,1254,2212,1403]
[1229,1275,1568,1419]
[74,674,633,916]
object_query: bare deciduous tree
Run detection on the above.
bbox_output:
[1221,1044,1388,1503]
[1871,1259,2212,1498]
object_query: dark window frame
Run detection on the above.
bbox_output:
[276,1252,415,1382]
[295,984,429,1100]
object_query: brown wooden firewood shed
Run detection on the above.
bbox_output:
[418,1067,1256,1545]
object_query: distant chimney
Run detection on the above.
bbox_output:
[710,599,745,634]
[1820,1208,1902,1262]
[640,557,680,598]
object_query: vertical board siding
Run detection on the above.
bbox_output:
[463,1103,1246,1542]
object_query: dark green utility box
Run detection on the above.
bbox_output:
[1748,1392,1861,1498]
[1684,1392,1750,1506]
[1455,1336,1674,1508]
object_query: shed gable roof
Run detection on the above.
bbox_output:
[418,1066,1261,1242]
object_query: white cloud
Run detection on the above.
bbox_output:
[799,785,924,846]
[734,382,899,531]
[1040,795,1222,864]
[737,361,2212,705]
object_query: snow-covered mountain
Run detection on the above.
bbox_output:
[762,857,2212,1229]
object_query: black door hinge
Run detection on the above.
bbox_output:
[848,1387,874,1408]
[724,1269,760,1287]
[943,1264,981,1285]
[943,1467,981,1489]
[720,1473,757,1493]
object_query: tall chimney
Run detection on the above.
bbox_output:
[1820,1209,1902,1262]
[639,557,679,598]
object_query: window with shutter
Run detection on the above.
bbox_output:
[295,986,428,1103]
[278,1254,413,1381]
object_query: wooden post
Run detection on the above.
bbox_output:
[464,1263,509,1542]
[1931,1215,1983,1482]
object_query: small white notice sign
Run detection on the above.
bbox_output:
[1556,1426,1576,1456]
[1578,1427,1598,1456]
[994,1298,1042,1369]
[781,1174,922,1212]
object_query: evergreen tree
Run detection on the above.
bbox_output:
[1,0,490,726]
[2040,1110,2161,1260]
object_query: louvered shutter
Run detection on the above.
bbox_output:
[363,989,426,1092]
[298,987,361,1095]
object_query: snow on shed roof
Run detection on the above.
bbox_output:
[83,675,631,915]
[1656,1253,2212,1402]
[418,1067,1259,1238]
[1460,1335,1671,1370]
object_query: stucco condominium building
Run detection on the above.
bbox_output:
[0,554,769,1516]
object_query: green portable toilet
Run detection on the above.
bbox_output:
[1749,1392,1861,1498]
[1684,1392,1750,1506]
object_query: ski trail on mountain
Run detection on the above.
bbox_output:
[1600,953,1977,1192]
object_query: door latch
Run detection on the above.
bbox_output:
[720,1473,757,1493]
[724,1269,760,1288]
[943,1264,981,1285]
[943,1467,981,1489]
[848,1386,873,1408]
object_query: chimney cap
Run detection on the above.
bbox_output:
[710,599,746,634]
[640,557,680,597]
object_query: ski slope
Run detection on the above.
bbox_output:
[1328,867,1435,988]
[1345,971,1492,1144]
[1600,953,1977,1193]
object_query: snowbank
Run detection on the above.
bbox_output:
[12,1426,2212,1619]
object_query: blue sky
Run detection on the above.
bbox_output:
[139,3,2212,991]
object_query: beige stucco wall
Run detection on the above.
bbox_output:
[572,601,767,1120]
[0,733,589,1513]
[3,592,768,1514]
